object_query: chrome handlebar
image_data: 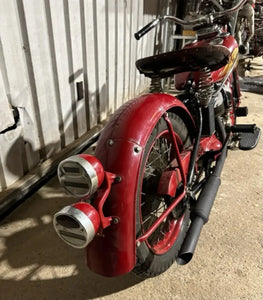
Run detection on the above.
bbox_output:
[135,0,247,40]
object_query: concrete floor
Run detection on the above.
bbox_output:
[0,60,262,300]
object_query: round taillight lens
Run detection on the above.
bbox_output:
[57,155,104,197]
[53,202,100,249]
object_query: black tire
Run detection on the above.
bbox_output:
[133,111,192,278]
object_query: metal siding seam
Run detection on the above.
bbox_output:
[63,0,79,140]
[15,0,47,160]
[44,0,65,149]
[79,0,91,131]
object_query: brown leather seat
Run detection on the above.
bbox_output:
[135,45,231,78]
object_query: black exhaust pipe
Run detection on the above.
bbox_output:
[177,133,228,265]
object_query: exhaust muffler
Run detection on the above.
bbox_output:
[177,136,228,265]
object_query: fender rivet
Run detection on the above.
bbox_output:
[115,176,122,183]
[112,217,119,224]
[107,139,114,146]
[134,146,141,153]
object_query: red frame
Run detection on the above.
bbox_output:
[136,191,187,244]
[93,172,116,229]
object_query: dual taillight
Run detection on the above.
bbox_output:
[53,154,104,249]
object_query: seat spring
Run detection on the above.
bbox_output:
[149,77,162,93]
[196,67,214,107]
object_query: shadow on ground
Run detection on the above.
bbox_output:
[0,177,142,300]
[239,75,263,94]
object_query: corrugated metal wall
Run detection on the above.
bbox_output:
[0,0,178,192]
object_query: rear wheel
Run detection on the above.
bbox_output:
[133,112,192,278]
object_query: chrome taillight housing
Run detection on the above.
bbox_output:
[57,154,105,197]
[53,202,100,248]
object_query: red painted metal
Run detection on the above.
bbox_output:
[199,134,222,156]
[93,172,116,229]
[152,214,185,255]
[175,35,239,89]
[210,35,238,83]
[170,150,191,172]
[78,154,105,188]
[136,190,186,244]
[164,113,187,186]
[72,202,100,233]
[85,93,195,277]
[157,169,182,197]
[157,149,191,196]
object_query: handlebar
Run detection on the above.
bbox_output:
[135,0,247,40]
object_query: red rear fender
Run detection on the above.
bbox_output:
[86,93,194,276]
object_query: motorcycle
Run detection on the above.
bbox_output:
[250,1,263,57]
[53,0,260,278]
[236,0,263,57]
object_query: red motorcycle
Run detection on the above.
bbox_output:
[53,0,260,278]
[236,0,263,56]
[251,1,263,57]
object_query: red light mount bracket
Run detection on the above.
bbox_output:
[92,171,117,229]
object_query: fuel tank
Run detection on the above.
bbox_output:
[175,34,239,90]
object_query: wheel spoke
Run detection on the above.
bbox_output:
[148,147,166,168]
[144,170,157,177]
[142,213,157,225]
[154,203,166,215]
[142,201,166,226]
[139,117,188,255]
[147,145,171,169]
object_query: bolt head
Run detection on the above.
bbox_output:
[112,217,119,224]
[107,139,114,146]
[115,176,122,183]
[134,146,141,153]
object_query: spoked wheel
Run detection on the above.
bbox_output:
[133,112,192,278]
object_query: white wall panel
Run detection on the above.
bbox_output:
[0,72,14,133]
[106,1,117,114]
[22,0,61,158]
[48,0,75,148]
[0,0,177,191]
